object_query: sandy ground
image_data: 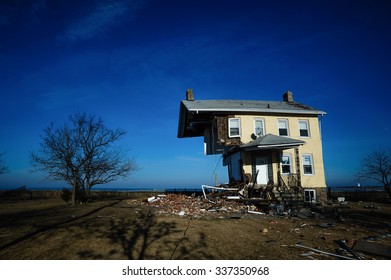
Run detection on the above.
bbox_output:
[0,195,390,260]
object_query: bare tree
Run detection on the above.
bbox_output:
[356,148,391,199]
[31,113,137,205]
[0,153,9,175]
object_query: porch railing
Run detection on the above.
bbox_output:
[277,172,304,197]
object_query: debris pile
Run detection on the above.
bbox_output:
[144,193,251,217]
[125,195,391,259]
[139,193,295,218]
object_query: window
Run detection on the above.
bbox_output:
[254,118,265,136]
[278,119,289,136]
[302,154,314,175]
[304,189,316,203]
[299,120,310,137]
[228,118,241,137]
[281,154,292,174]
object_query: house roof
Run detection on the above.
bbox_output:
[241,134,306,151]
[177,93,326,138]
[181,99,326,115]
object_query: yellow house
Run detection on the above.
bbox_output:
[178,89,327,204]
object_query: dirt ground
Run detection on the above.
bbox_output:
[0,194,390,260]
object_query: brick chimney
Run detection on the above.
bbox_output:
[283,90,294,103]
[186,89,194,101]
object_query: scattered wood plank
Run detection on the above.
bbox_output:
[294,243,355,260]
[353,240,391,258]
[335,240,364,260]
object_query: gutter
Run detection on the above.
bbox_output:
[187,108,326,116]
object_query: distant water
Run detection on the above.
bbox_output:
[327,185,383,192]
[0,185,202,192]
[2,185,382,193]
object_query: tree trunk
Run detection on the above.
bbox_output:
[86,187,91,200]
[384,184,391,200]
[382,176,391,200]
[85,181,91,200]
[72,182,77,206]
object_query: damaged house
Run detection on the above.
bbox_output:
[177,90,327,205]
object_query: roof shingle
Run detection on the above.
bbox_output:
[242,134,305,149]
[181,99,326,115]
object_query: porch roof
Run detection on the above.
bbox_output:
[241,134,305,151]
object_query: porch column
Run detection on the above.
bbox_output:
[277,150,281,188]
[294,147,301,187]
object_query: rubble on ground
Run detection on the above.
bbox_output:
[143,193,249,217]
[125,193,297,218]
[124,194,391,259]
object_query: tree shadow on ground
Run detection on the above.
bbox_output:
[108,210,175,259]
[77,210,216,260]
[169,230,215,260]
[0,199,123,252]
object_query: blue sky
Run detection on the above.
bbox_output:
[0,0,390,189]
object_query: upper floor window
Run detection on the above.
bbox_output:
[281,154,292,174]
[228,118,241,137]
[254,118,265,137]
[278,119,289,136]
[302,154,314,175]
[299,120,310,137]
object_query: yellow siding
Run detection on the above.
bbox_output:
[231,114,326,189]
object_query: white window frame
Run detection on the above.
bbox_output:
[302,154,314,175]
[299,119,310,138]
[254,118,265,137]
[281,153,292,174]
[228,118,241,138]
[304,189,316,203]
[278,119,289,136]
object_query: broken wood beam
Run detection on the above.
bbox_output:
[201,185,238,199]
[353,240,391,258]
[294,243,355,260]
[335,240,364,260]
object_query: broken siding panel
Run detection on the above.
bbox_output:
[216,116,228,144]
[216,116,241,146]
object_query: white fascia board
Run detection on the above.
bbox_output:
[187,108,326,116]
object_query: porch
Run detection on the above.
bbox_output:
[222,134,307,205]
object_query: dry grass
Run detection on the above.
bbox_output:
[1,196,390,260]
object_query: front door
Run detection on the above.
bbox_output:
[256,156,268,184]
